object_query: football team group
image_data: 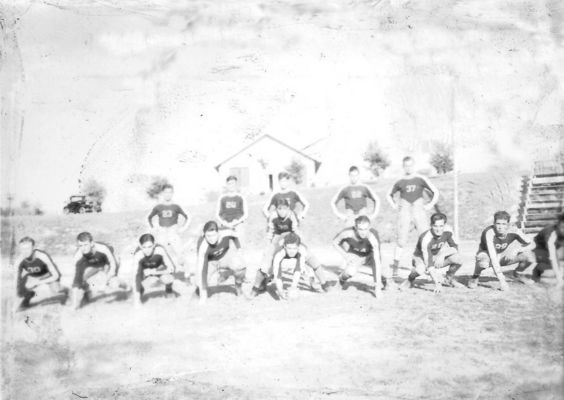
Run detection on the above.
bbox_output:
[13,156,564,311]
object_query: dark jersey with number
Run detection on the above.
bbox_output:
[334,227,380,258]
[268,191,304,211]
[478,225,530,254]
[414,228,458,258]
[267,213,298,241]
[19,250,51,277]
[334,185,374,213]
[535,224,564,251]
[134,245,169,271]
[197,235,241,262]
[390,175,434,203]
[219,195,245,222]
[76,243,116,269]
[148,203,187,227]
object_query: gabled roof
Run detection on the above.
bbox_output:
[214,134,322,172]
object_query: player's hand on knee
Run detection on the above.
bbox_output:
[499,280,509,291]
[433,283,442,294]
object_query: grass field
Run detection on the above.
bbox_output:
[2,170,563,399]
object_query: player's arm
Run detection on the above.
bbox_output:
[262,193,276,218]
[35,252,61,286]
[515,229,535,252]
[289,212,301,237]
[96,243,118,278]
[232,195,249,226]
[147,206,158,229]
[156,246,176,275]
[331,188,347,220]
[266,215,275,243]
[13,257,25,294]
[196,240,209,303]
[215,196,230,227]
[434,234,458,267]
[546,232,563,284]
[271,250,284,283]
[364,185,380,219]
[294,190,310,219]
[421,176,439,210]
[485,230,508,288]
[132,251,144,293]
[332,230,350,261]
[177,205,190,231]
[386,182,400,210]
[367,233,382,297]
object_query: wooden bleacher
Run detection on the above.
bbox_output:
[518,159,564,234]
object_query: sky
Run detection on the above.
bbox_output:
[1,0,563,213]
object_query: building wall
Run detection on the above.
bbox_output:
[218,138,317,193]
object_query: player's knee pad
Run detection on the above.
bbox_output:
[446,253,463,267]
[516,251,534,264]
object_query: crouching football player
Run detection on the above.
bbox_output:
[71,232,130,309]
[196,221,247,304]
[469,211,534,291]
[527,213,564,287]
[400,213,464,293]
[333,215,389,298]
[14,237,69,311]
[133,233,183,305]
[251,233,330,298]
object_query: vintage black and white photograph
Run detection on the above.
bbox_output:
[1,0,563,399]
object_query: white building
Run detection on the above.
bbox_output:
[215,135,322,193]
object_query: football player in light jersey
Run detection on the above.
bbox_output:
[147,184,190,264]
[332,166,380,226]
[387,156,439,277]
[216,175,248,238]
[251,232,330,298]
[262,172,310,222]
[469,211,535,291]
[521,213,564,287]
[132,233,183,306]
[71,232,130,309]
[332,215,388,298]
[14,237,69,311]
[400,213,464,293]
[195,221,247,304]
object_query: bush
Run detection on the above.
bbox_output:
[146,176,171,199]
[363,141,390,177]
[285,159,306,185]
[83,178,107,204]
[430,142,454,174]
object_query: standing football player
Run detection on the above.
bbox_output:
[262,172,310,222]
[216,175,248,237]
[147,183,190,264]
[331,166,380,226]
[387,156,439,277]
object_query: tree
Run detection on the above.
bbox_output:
[285,159,306,185]
[83,178,107,204]
[430,142,454,174]
[146,176,171,199]
[363,141,390,177]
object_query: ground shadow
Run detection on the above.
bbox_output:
[83,290,130,307]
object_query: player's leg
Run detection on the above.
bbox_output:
[30,277,69,305]
[412,201,428,236]
[344,209,356,227]
[510,250,535,284]
[71,260,90,309]
[218,249,247,297]
[16,274,36,310]
[442,253,464,288]
[468,252,490,289]
[392,201,411,276]
[339,254,362,289]
[304,252,331,292]
[533,247,564,283]
[400,257,427,290]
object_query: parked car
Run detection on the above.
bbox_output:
[63,195,102,214]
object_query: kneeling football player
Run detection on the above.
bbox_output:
[196,221,247,304]
[527,213,564,287]
[133,233,183,305]
[400,212,464,293]
[251,233,330,298]
[71,232,130,309]
[14,237,69,311]
[469,211,535,291]
[333,215,389,298]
